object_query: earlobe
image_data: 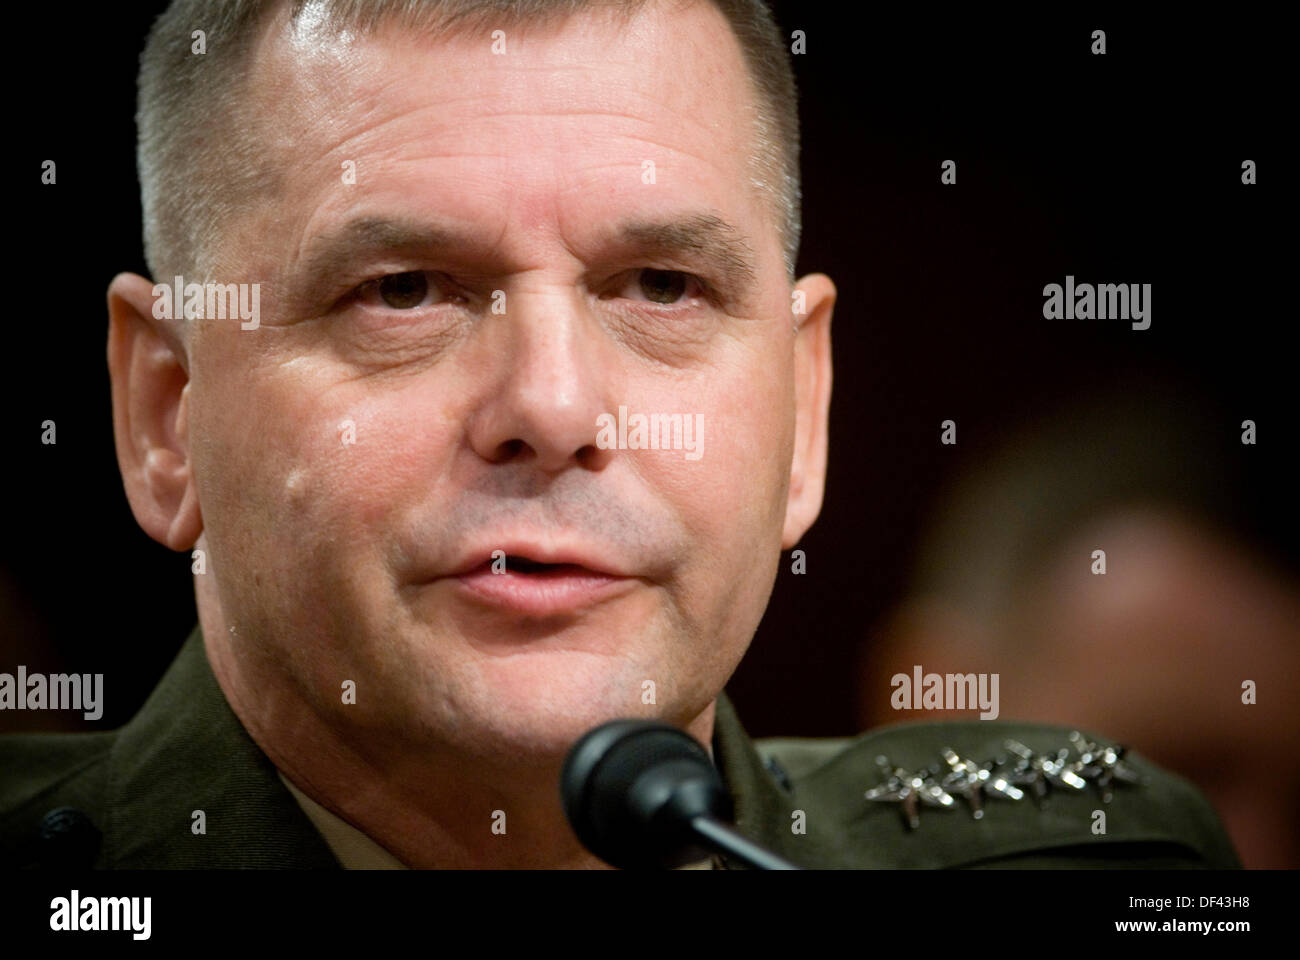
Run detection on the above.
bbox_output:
[107,272,203,552]
[781,272,835,550]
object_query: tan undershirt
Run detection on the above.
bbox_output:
[279,771,408,869]
[278,770,715,869]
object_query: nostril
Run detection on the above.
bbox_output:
[493,438,527,462]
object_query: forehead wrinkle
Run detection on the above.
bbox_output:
[301,52,738,161]
[287,7,752,156]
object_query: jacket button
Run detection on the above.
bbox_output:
[39,807,102,867]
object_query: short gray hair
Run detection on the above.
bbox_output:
[136,0,802,283]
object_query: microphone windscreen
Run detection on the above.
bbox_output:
[561,719,729,869]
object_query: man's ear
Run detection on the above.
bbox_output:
[782,272,835,549]
[106,272,203,551]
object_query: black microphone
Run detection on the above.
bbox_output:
[561,718,801,870]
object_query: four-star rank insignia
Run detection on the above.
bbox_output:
[865,732,1146,830]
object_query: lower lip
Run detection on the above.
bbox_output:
[447,563,633,617]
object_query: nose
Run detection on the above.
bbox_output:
[465,285,616,474]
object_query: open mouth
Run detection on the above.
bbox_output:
[447,551,632,617]
[504,556,590,575]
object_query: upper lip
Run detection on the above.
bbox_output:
[439,539,632,579]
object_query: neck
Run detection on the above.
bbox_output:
[282,746,615,869]
[198,605,718,869]
[207,650,615,868]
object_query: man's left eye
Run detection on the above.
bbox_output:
[356,271,452,310]
[618,269,702,305]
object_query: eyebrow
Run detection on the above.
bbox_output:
[287,210,759,306]
[287,217,466,306]
[614,213,758,291]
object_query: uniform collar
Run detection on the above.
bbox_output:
[710,687,803,868]
[104,624,339,868]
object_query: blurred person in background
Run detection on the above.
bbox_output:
[859,384,1300,868]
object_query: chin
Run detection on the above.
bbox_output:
[438,655,684,759]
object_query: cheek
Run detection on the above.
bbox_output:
[197,364,458,565]
[646,344,794,562]
[312,390,455,531]
[646,360,790,659]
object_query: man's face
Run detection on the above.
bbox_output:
[172,0,827,763]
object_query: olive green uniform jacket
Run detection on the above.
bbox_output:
[0,626,1240,869]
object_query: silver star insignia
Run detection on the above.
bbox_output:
[1000,739,1088,805]
[940,748,1025,819]
[1067,731,1145,802]
[865,755,956,830]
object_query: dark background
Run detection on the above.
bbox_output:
[2,5,1290,738]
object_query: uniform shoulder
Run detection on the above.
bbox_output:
[754,719,1240,869]
[0,730,117,866]
[0,729,116,808]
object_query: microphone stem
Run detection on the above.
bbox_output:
[689,815,801,870]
